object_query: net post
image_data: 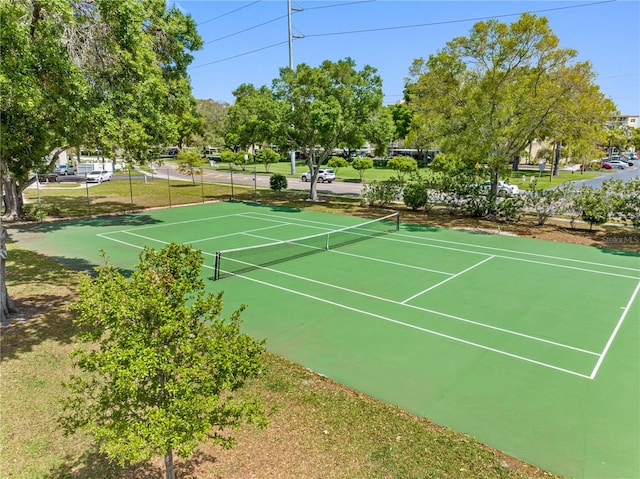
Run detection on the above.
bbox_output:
[395,212,400,231]
[213,252,221,281]
[325,233,330,250]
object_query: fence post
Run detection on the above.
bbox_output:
[167,169,172,208]
[85,178,90,216]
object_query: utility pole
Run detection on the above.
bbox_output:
[287,0,302,175]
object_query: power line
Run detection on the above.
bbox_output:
[304,1,615,38]
[190,0,615,70]
[191,40,290,69]
[197,0,262,26]
[204,14,288,45]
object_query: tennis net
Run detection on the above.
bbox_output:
[213,212,400,280]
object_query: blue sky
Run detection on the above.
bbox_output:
[179,1,639,114]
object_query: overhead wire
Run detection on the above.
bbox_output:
[190,0,616,72]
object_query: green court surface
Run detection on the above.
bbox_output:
[8,202,640,479]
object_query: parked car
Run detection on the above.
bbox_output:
[53,164,76,175]
[606,159,628,169]
[301,168,336,183]
[85,170,111,183]
[476,180,520,196]
[601,162,613,170]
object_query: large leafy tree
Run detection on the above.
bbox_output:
[272,58,384,200]
[225,84,282,152]
[1,0,201,323]
[62,243,267,479]
[405,13,614,195]
[193,99,230,150]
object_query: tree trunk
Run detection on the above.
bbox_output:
[553,141,562,176]
[307,158,318,201]
[164,447,175,479]
[0,225,19,324]
[2,178,25,221]
[512,154,520,172]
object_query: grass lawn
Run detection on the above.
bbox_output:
[1,243,558,479]
[198,161,599,189]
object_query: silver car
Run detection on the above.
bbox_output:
[301,168,336,183]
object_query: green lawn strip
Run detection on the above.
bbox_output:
[1,244,554,478]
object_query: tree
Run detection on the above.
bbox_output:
[1,0,202,323]
[255,148,280,173]
[1,0,202,220]
[405,13,614,196]
[351,157,373,183]
[194,99,229,150]
[574,185,609,231]
[269,173,288,195]
[225,84,282,152]
[387,156,418,181]
[389,102,413,142]
[272,58,384,200]
[363,106,395,157]
[176,149,202,184]
[62,243,267,479]
[327,157,348,175]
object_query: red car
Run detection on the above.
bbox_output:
[601,162,612,169]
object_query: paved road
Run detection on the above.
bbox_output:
[153,163,364,196]
[566,164,639,189]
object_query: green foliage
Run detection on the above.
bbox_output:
[194,99,229,149]
[405,13,615,184]
[256,148,280,172]
[525,182,574,225]
[226,84,282,152]
[176,149,203,183]
[387,156,418,180]
[234,151,254,170]
[351,157,374,182]
[62,243,266,474]
[272,58,384,200]
[403,177,431,211]
[1,0,203,219]
[269,173,288,193]
[617,178,640,227]
[327,157,348,175]
[361,179,403,207]
[220,150,236,164]
[574,185,609,230]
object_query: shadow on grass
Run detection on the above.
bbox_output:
[45,446,220,479]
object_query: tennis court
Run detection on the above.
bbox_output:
[8,201,640,478]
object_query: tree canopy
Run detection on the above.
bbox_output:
[62,243,267,479]
[272,58,384,200]
[405,13,616,195]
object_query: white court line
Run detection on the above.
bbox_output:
[401,256,496,304]
[113,223,289,247]
[117,212,248,233]
[589,280,640,379]
[378,235,640,280]
[240,211,639,276]
[97,233,217,258]
[219,258,599,357]
[224,270,593,380]
[241,232,453,276]
[238,213,335,232]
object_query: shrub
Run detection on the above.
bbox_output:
[327,157,348,175]
[361,179,403,207]
[270,173,288,193]
[403,178,430,211]
[351,157,374,183]
[387,156,418,181]
[574,185,609,230]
